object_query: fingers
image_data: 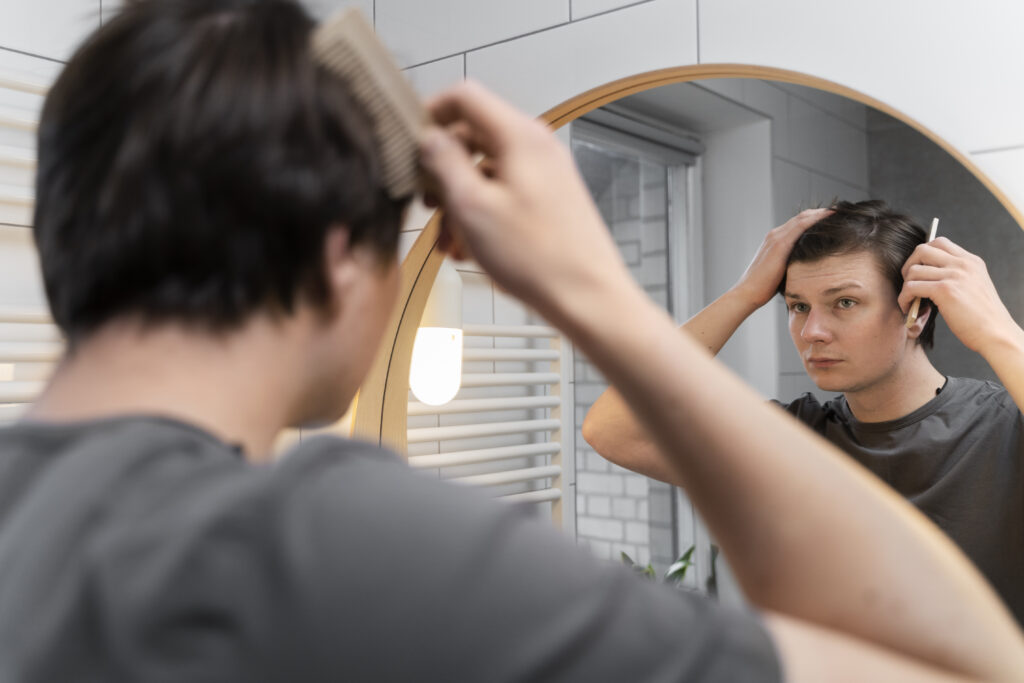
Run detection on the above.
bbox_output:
[772,208,833,246]
[901,242,959,278]
[426,81,528,156]
[929,236,971,257]
[903,263,947,282]
[420,126,498,211]
[897,280,940,314]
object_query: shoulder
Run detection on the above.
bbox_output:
[944,376,1020,419]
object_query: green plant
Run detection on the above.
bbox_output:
[620,545,696,585]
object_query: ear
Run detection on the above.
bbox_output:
[323,226,361,300]
[905,300,932,340]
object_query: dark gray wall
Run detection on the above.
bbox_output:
[868,110,1024,382]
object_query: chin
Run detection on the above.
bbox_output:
[807,370,850,394]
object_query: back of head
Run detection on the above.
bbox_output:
[34,0,410,345]
[779,199,937,348]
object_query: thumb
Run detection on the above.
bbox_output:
[420,127,495,211]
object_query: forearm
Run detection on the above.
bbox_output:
[980,323,1024,415]
[553,276,1024,679]
[581,288,759,482]
[682,287,762,355]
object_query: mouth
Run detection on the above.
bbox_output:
[807,357,842,369]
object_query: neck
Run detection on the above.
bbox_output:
[28,318,310,461]
[843,346,945,423]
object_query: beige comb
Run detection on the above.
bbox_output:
[905,217,939,328]
[311,8,429,199]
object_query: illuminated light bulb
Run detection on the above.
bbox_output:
[409,327,463,405]
[409,259,463,406]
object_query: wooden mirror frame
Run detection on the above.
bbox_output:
[350,63,1024,452]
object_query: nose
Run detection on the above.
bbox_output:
[800,308,833,344]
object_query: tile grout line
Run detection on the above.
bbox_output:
[402,0,658,71]
[970,143,1024,155]
[0,45,65,65]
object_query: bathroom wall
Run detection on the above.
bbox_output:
[2,0,1022,572]
[7,0,1017,386]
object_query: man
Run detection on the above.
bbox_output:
[1,1,1022,679]
[584,200,1024,624]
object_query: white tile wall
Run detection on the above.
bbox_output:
[0,0,99,61]
[772,159,812,223]
[775,82,866,130]
[100,0,124,23]
[376,0,570,68]
[971,147,1024,221]
[404,54,464,98]
[809,172,870,207]
[739,79,789,158]
[0,226,45,309]
[467,0,697,117]
[570,0,648,21]
[698,0,1024,155]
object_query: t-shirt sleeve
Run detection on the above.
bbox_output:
[275,437,781,682]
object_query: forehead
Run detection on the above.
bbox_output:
[784,251,892,297]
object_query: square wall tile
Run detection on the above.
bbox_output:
[809,172,869,206]
[972,147,1024,223]
[698,0,1024,154]
[785,96,830,174]
[823,116,868,188]
[459,270,494,326]
[376,0,569,68]
[100,0,124,22]
[571,0,645,21]
[775,82,866,130]
[404,54,463,97]
[0,0,100,61]
[772,159,811,224]
[468,0,696,117]
[740,79,789,158]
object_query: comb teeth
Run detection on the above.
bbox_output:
[312,8,427,199]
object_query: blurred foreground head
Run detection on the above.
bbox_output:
[34,0,411,345]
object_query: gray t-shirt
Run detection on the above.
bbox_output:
[779,376,1024,625]
[0,416,779,682]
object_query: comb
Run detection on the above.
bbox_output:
[905,217,939,328]
[311,8,429,199]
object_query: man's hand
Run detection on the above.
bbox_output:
[898,237,1020,357]
[419,81,630,324]
[732,208,832,307]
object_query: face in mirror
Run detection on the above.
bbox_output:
[571,77,1024,618]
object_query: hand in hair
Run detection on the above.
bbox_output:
[420,81,626,322]
[732,208,833,307]
[900,237,1024,415]
[899,237,1020,356]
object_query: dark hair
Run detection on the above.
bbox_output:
[34,0,409,344]
[778,199,937,349]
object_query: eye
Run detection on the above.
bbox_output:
[836,298,857,310]
[788,302,809,314]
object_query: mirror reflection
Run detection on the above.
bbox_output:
[570,78,1024,615]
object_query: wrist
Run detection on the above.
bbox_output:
[723,285,770,315]
[978,322,1024,367]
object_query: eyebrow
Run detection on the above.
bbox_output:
[784,282,865,300]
